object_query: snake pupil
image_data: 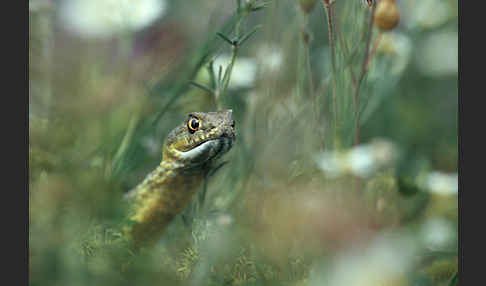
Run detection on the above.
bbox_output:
[188,118,199,133]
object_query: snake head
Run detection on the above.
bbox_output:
[162,110,236,169]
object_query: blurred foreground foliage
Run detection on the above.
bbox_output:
[30,0,458,285]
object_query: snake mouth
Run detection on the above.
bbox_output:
[177,135,233,166]
[190,129,235,149]
[190,135,233,150]
[191,137,220,149]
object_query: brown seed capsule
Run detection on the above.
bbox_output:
[374,0,400,31]
[299,0,317,14]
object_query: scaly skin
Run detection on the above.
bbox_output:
[123,110,235,248]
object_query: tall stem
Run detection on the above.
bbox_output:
[354,2,377,148]
[332,7,358,92]
[322,1,338,146]
[353,3,377,193]
[221,45,239,98]
[218,9,247,108]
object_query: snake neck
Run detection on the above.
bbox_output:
[123,161,207,248]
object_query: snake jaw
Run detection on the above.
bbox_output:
[163,110,235,169]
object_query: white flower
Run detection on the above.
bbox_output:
[256,44,283,72]
[212,55,257,89]
[418,171,458,195]
[315,139,398,178]
[308,233,416,286]
[58,0,167,38]
[405,0,453,30]
[420,218,456,250]
[347,145,375,177]
[375,32,412,76]
[416,31,458,77]
[315,151,345,178]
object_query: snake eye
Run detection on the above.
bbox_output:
[187,117,200,133]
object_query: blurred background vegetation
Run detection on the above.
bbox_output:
[29,0,458,285]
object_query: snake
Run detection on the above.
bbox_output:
[123,110,236,249]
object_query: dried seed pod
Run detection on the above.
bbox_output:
[374,0,400,31]
[299,0,317,14]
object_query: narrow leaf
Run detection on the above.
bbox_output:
[238,25,262,46]
[190,81,214,95]
[207,60,216,89]
[217,32,234,46]
[222,61,234,89]
[217,65,223,86]
[448,272,458,286]
[250,1,271,11]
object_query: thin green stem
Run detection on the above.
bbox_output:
[321,0,338,148]
[332,6,358,91]
[217,7,249,109]
[354,2,377,148]
[221,45,239,98]
[301,14,322,151]
[112,106,142,176]
[353,2,377,194]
